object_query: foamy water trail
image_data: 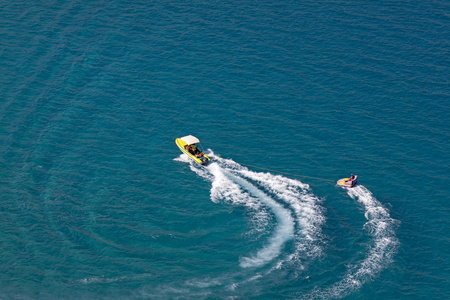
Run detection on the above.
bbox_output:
[227,170,295,268]
[174,153,397,299]
[235,168,325,261]
[197,160,296,268]
[214,156,326,267]
[187,152,325,270]
[306,185,399,299]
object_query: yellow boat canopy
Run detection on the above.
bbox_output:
[180,135,200,145]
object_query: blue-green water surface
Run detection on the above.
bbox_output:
[1,0,449,299]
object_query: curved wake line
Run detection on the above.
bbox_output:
[229,170,295,268]
[305,185,399,299]
[174,153,397,299]
[209,162,296,268]
[235,168,325,261]
[184,152,325,270]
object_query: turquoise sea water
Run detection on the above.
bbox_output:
[1,0,449,299]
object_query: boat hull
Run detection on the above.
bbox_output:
[175,138,210,165]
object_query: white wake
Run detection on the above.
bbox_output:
[180,151,325,270]
[306,185,399,299]
[174,152,398,299]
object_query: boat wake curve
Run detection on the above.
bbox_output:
[188,151,326,271]
[304,185,399,299]
[172,152,398,299]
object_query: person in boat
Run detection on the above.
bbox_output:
[185,145,194,155]
[188,145,195,155]
[185,144,203,158]
[191,144,204,158]
[347,175,356,182]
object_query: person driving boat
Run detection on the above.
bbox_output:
[185,144,203,158]
[191,144,204,157]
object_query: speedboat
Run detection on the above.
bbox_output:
[337,175,358,188]
[175,135,210,166]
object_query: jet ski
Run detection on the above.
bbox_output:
[337,175,358,188]
[175,135,210,166]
